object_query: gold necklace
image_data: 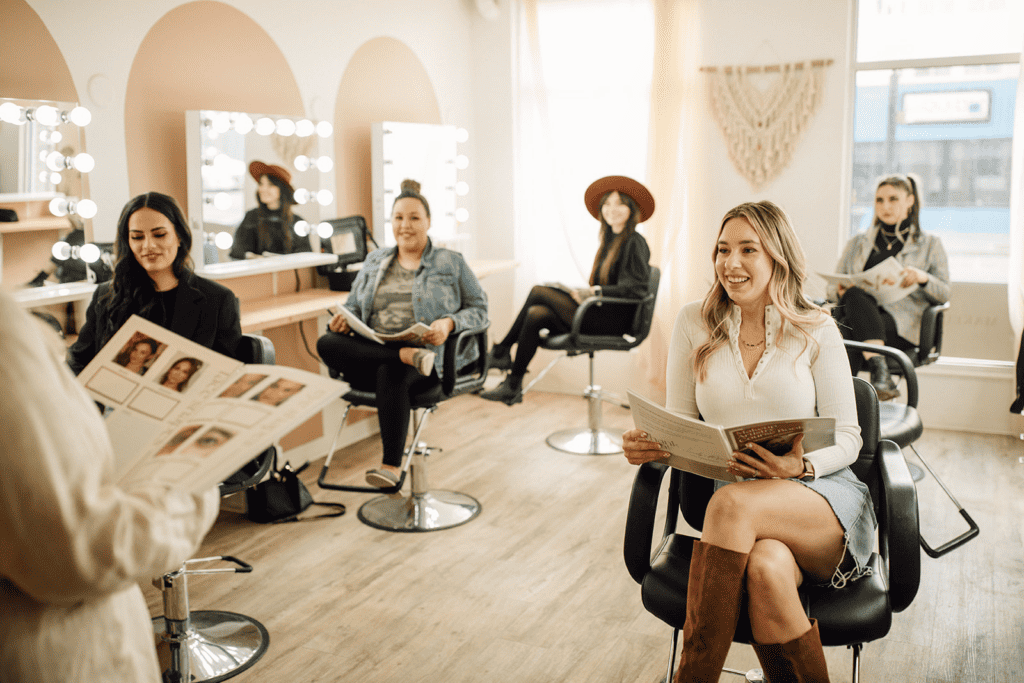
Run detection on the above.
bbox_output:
[740,337,765,349]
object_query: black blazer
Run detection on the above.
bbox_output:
[68,271,242,375]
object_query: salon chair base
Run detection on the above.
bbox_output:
[153,610,269,683]
[545,384,625,455]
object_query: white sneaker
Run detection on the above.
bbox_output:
[412,349,436,376]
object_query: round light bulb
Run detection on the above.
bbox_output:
[455,155,469,170]
[316,121,333,138]
[317,222,334,239]
[68,106,92,127]
[455,127,469,143]
[294,155,311,172]
[456,208,469,223]
[39,151,48,162]
[254,117,275,135]
[293,188,310,205]
[76,199,98,219]
[52,241,71,260]
[455,181,469,196]
[293,220,311,237]
[276,118,296,136]
[233,114,254,135]
[316,156,333,173]
[316,189,333,206]
[73,152,95,173]
[0,102,21,123]
[215,231,234,250]
[39,130,50,142]
[49,197,69,216]
[46,151,67,172]
[295,119,315,137]
[38,171,49,183]
[34,105,59,126]
[79,243,101,263]
[49,130,62,144]
[49,172,62,185]
[214,192,231,210]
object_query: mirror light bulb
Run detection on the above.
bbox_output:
[293,220,311,237]
[295,119,315,137]
[316,156,333,173]
[79,243,101,263]
[317,189,333,206]
[456,208,469,223]
[233,114,254,134]
[0,102,21,123]
[68,106,91,127]
[73,152,95,173]
[294,188,310,205]
[215,231,234,250]
[456,181,469,196]
[49,172,62,185]
[316,121,333,138]
[52,241,71,260]
[317,222,334,239]
[38,171,49,183]
[213,192,231,210]
[34,105,59,126]
[50,130,62,144]
[46,151,67,172]
[49,197,69,216]
[294,155,310,172]
[455,127,469,143]
[254,117,275,135]
[276,118,296,136]
[76,199,98,219]
[455,155,469,170]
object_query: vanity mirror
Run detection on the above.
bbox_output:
[185,110,337,264]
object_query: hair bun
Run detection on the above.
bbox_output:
[400,179,421,194]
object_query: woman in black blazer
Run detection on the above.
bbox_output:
[69,192,241,375]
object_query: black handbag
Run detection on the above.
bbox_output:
[245,458,345,524]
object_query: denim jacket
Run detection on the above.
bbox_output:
[344,239,488,377]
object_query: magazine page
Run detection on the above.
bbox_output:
[722,417,835,458]
[626,391,738,482]
[817,257,912,306]
[77,315,345,493]
[331,305,430,344]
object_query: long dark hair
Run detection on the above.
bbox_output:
[873,174,922,243]
[102,192,193,336]
[256,173,297,252]
[589,190,639,286]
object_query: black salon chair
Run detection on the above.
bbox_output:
[318,323,490,532]
[152,333,275,683]
[844,340,979,559]
[623,377,920,683]
[522,266,660,455]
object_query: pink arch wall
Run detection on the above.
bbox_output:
[124,1,304,210]
[0,0,78,102]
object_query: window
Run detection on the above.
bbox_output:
[850,1,1022,285]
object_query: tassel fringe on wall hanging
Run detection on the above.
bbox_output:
[702,59,833,190]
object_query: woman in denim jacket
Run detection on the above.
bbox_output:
[317,179,488,488]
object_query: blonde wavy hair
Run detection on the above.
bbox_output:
[693,201,826,382]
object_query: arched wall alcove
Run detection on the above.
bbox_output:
[0,0,78,102]
[334,37,441,229]
[124,0,303,209]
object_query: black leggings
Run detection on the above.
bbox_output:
[496,286,578,377]
[833,286,915,374]
[316,332,438,467]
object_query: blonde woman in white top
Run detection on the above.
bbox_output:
[623,201,875,683]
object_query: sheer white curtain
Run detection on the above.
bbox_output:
[513,0,654,304]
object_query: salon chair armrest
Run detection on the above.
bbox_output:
[441,322,490,397]
[623,461,673,585]
[876,438,920,613]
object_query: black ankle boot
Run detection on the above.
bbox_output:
[479,375,523,406]
[867,355,900,401]
[486,345,513,372]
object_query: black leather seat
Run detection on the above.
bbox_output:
[845,340,979,558]
[623,377,920,683]
[318,323,490,531]
[523,266,660,455]
[152,333,275,683]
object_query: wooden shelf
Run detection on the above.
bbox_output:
[13,281,96,307]
[240,288,347,333]
[0,216,67,233]
[198,252,339,280]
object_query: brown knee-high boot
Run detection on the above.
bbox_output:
[673,539,749,683]
[752,618,830,683]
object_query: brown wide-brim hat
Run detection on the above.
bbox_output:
[584,175,655,223]
[249,161,293,189]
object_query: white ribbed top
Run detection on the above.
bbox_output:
[666,301,862,478]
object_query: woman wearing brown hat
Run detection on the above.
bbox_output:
[479,175,654,406]
[229,161,311,259]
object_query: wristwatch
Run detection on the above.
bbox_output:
[799,458,815,482]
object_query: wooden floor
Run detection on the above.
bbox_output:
[143,390,1024,683]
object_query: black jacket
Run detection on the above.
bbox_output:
[229,208,311,260]
[68,271,242,375]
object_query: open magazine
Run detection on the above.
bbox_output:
[817,256,912,306]
[330,305,431,344]
[626,391,835,482]
[76,315,344,493]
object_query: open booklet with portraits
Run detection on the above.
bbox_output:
[76,316,343,493]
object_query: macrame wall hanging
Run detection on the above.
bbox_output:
[702,59,833,190]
